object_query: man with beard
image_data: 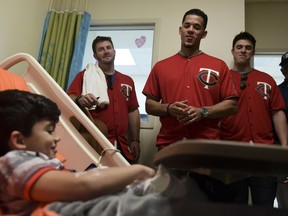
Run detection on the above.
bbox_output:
[143,8,238,151]
[67,36,140,163]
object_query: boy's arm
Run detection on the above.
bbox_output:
[30,164,155,202]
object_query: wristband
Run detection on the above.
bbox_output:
[75,95,83,103]
[75,95,83,106]
[167,103,171,116]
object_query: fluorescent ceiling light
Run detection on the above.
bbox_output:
[115,49,136,65]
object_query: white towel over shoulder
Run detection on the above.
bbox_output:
[82,64,109,107]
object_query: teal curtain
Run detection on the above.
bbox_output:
[38,6,91,90]
[67,12,91,90]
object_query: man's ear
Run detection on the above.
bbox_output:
[202,30,208,39]
[9,131,27,150]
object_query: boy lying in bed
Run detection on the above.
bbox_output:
[0,90,155,215]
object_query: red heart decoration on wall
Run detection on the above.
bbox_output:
[135,36,146,48]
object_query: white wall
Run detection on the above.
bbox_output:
[0,0,50,74]
[0,0,245,168]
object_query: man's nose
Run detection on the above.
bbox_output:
[240,47,247,52]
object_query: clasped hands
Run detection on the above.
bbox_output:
[168,100,203,125]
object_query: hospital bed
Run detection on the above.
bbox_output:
[155,139,288,183]
[0,53,129,171]
[2,53,288,215]
[152,139,288,215]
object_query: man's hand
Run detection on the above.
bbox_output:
[77,93,99,109]
[167,100,189,117]
[177,106,202,125]
[130,140,140,161]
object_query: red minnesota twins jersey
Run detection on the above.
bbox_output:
[67,69,139,160]
[220,69,285,144]
[143,53,238,147]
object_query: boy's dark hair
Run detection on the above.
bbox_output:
[0,90,60,156]
[92,36,114,54]
[182,8,208,30]
[232,31,256,52]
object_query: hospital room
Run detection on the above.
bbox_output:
[1,0,288,215]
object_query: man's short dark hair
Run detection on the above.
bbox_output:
[182,8,208,30]
[92,36,114,54]
[232,31,256,52]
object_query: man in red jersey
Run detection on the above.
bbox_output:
[67,36,140,163]
[220,31,287,206]
[143,8,238,150]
